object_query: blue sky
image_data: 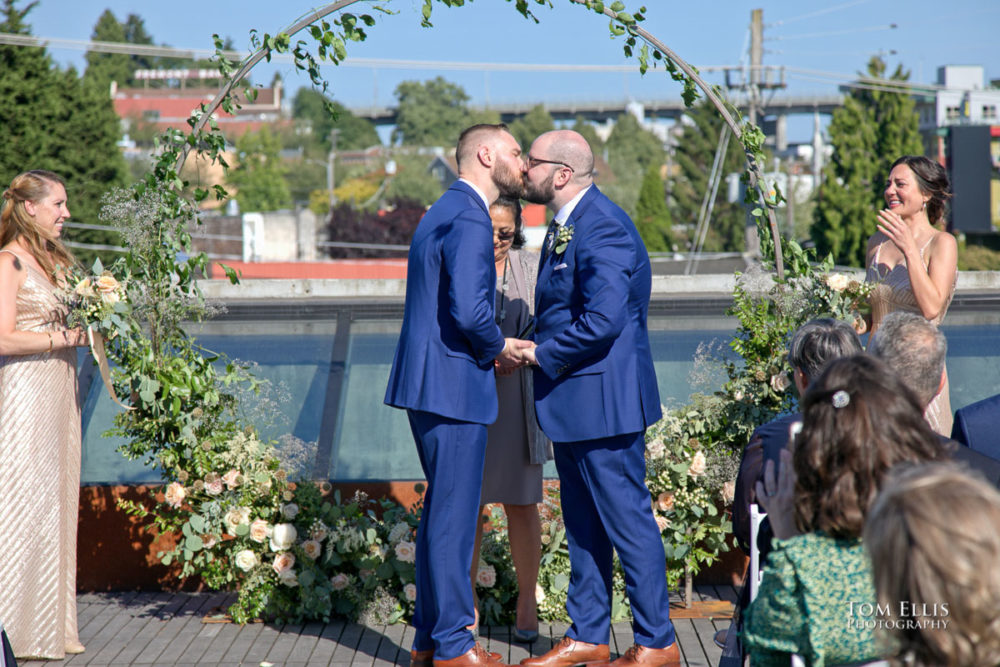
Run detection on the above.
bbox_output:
[20,0,1000,142]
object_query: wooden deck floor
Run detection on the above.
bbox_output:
[21,585,735,667]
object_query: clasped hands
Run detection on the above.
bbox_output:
[495,337,536,376]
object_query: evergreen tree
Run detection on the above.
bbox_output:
[813,57,923,266]
[600,112,665,218]
[669,101,744,252]
[635,165,672,252]
[571,116,604,155]
[83,9,132,92]
[0,0,127,264]
[508,104,554,149]
[392,77,471,146]
[292,88,380,152]
[229,127,292,212]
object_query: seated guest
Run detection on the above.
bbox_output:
[868,311,1000,485]
[865,463,1000,667]
[742,355,945,667]
[732,318,862,555]
[952,392,1000,459]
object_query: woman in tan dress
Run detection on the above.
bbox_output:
[0,170,88,659]
[471,196,551,642]
[865,155,957,436]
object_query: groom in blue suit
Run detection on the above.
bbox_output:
[518,131,679,667]
[385,124,528,667]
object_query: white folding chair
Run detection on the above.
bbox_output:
[749,502,766,601]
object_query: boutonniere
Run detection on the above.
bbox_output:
[554,225,574,255]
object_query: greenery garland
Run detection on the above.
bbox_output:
[66,0,876,624]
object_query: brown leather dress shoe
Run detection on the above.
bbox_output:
[590,643,680,667]
[419,646,504,667]
[520,636,610,667]
[434,643,507,667]
[412,649,435,667]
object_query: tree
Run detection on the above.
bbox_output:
[292,88,380,152]
[325,199,427,258]
[635,165,672,252]
[0,0,128,264]
[600,112,666,219]
[392,77,471,146]
[508,104,555,149]
[83,10,131,92]
[571,116,605,154]
[813,57,923,266]
[384,153,444,206]
[229,127,292,212]
[669,101,745,252]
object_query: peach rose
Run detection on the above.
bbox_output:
[301,539,322,561]
[330,573,349,590]
[395,540,416,563]
[272,551,296,575]
[204,473,223,496]
[164,482,186,508]
[475,564,496,589]
[222,469,241,489]
[249,519,270,544]
[656,492,675,513]
[655,514,671,532]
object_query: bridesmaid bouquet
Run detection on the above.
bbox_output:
[59,258,134,408]
[822,272,873,316]
[60,258,132,341]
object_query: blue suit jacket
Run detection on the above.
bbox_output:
[952,393,1000,460]
[532,186,662,443]
[384,181,506,424]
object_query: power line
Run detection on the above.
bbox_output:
[768,0,873,27]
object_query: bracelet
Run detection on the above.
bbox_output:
[47,332,53,352]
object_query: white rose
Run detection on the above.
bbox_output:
[475,564,496,589]
[234,549,258,572]
[278,569,299,587]
[281,503,299,520]
[301,539,322,561]
[388,521,411,544]
[404,583,417,602]
[688,450,707,477]
[825,273,849,291]
[272,551,296,574]
[270,523,297,552]
[164,482,186,509]
[100,290,121,305]
[224,506,251,531]
[330,573,349,590]
[646,437,666,459]
[770,372,791,393]
[74,277,95,297]
[249,519,270,543]
[394,540,416,563]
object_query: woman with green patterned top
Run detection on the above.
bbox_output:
[742,355,946,667]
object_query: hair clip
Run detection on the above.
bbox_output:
[831,390,850,409]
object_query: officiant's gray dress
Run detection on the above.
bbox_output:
[481,249,551,504]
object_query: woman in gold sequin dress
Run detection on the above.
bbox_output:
[865,156,957,436]
[0,170,89,659]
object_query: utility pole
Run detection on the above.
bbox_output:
[748,8,763,127]
[745,8,764,257]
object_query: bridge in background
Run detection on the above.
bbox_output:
[348,94,844,125]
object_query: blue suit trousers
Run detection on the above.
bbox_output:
[406,409,486,659]
[554,432,676,649]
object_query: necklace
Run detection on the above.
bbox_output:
[495,255,509,325]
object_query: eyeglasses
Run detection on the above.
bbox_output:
[494,230,516,242]
[526,155,575,173]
